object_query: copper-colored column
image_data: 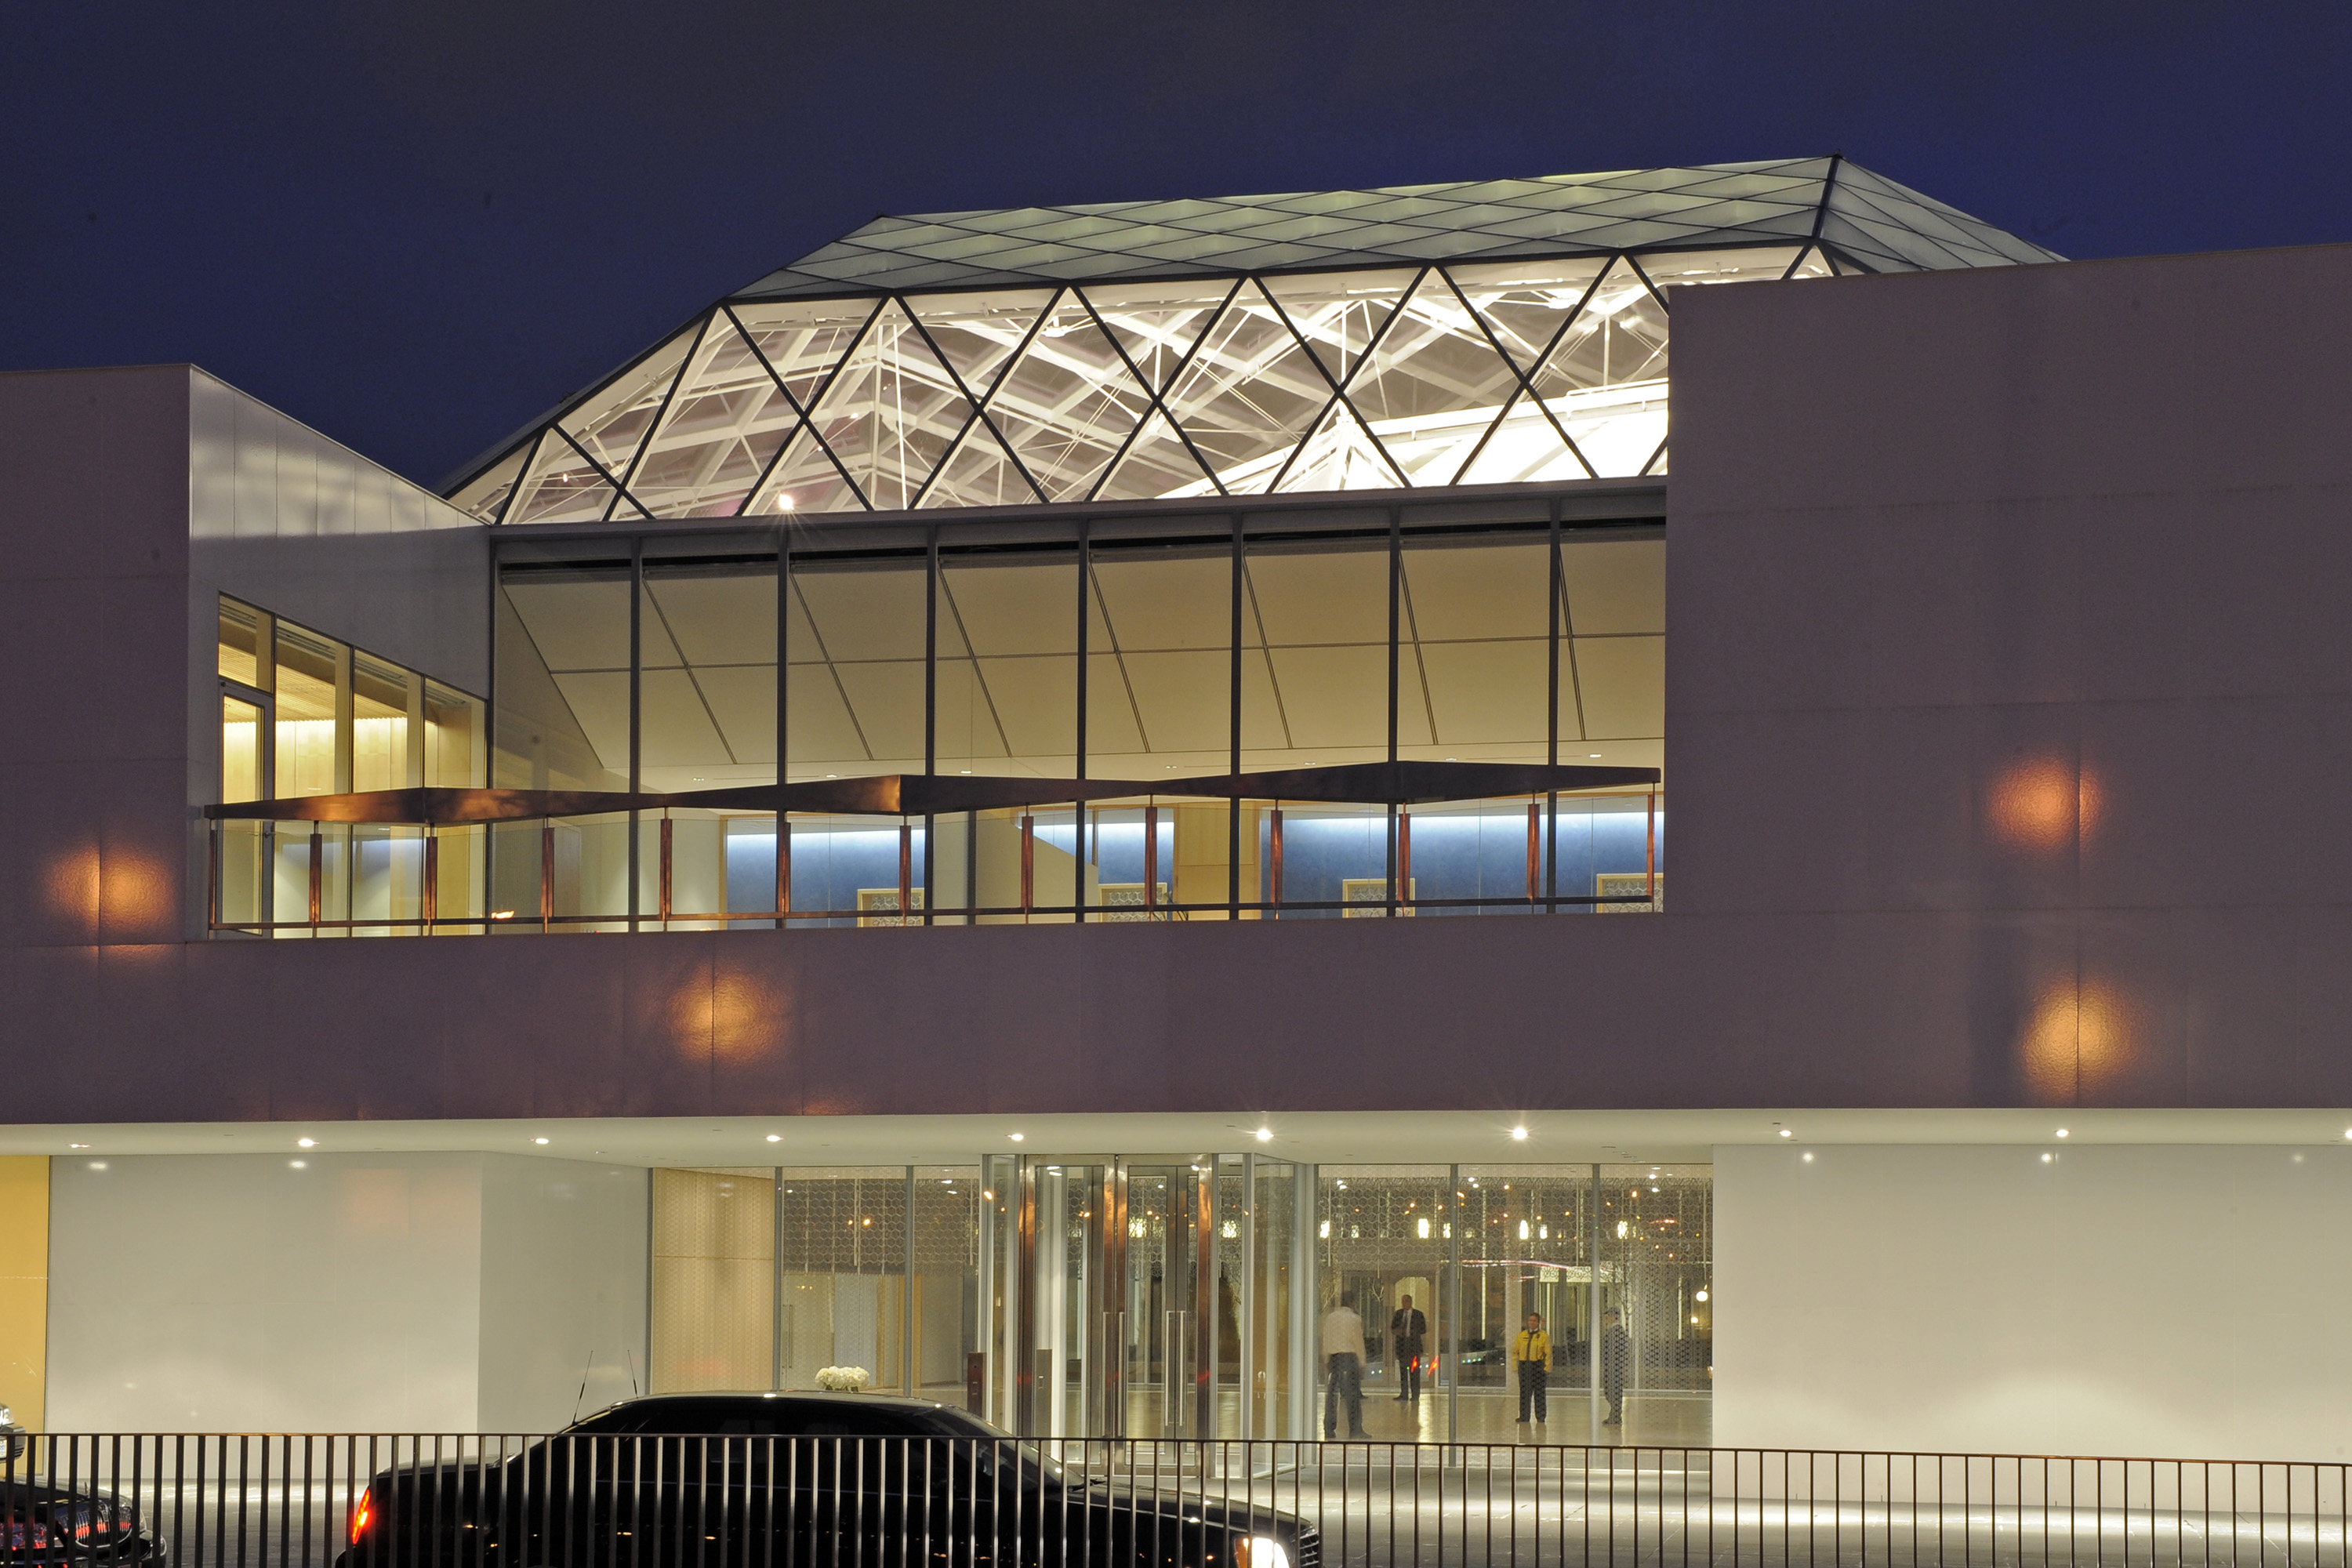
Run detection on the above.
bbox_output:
[1144,804,1159,913]
[776,818,792,923]
[898,822,913,924]
[539,821,554,931]
[1019,815,1035,919]
[307,827,323,927]
[1527,800,1541,905]
[1269,806,1285,916]
[1396,808,1412,913]
[659,815,674,924]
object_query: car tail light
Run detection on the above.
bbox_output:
[4,1519,51,1551]
[350,1486,373,1546]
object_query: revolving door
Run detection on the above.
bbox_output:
[981,1154,1311,1442]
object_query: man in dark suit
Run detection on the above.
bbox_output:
[1389,1294,1428,1401]
[1600,1307,1630,1427]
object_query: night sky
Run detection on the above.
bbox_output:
[5,2,2339,490]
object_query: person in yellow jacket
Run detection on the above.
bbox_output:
[1512,1311,1552,1424]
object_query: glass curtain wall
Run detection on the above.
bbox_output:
[1312,1163,1711,1447]
[492,504,1663,927]
[212,595,485,935]
[649,1165,982,1403]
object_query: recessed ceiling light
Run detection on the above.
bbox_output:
[1777,1129,1792,1138]
[2056,1128,2069,1138]
[1801,1152,1813,1163]
[1590,753,1602,759]
[296,1138,316,1149]
[1511,1127,1529,1141]
[534,1137,550,1145]
[1009,1133,1024,1142]
[290,1160,307,1169]
[68,1143,88,1150]
[1255,1127,1273,1142]
[766,1134,782,1143]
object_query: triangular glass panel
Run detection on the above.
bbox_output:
[1454,391,1581,485]
[1343,269,1518,485]
[1160,279,1331,495]
[618,312,802,518]
[776,298,971,513]
[918,416,1040,509]
[1272,401,1406,493]
[1635,246,1806,290]
[1093,407,1219,501]
[902,288,1057,403]
[1256,267,1417,387]
[559,325,695,484]
[506,434,622,525]
[1445,257,1611,384]
[731,298,884,417]
[449,443,528,522]
[1519,255,1668,475]
[1077,278,1233,393]
[977,294,1149,503]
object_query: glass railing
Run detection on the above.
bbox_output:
[203,768,1662,936]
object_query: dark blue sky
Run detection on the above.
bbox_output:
[3,2,2334,488]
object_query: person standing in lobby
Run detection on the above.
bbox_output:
[1390,1294,1428,1402]
[1513,1311,1552,1424]
[1322,1299,1368,1438]
[1600,1307,1629,1427]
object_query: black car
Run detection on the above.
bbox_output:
[2,1421,169,1567]
[339,1391,1315,1568]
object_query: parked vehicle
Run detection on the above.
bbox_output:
[2,1409,170,1565]
[339,1391,1315,1568]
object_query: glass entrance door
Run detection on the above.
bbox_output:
[982,1153,1310,1442]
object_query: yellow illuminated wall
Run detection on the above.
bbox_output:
[0,1157,49,1429]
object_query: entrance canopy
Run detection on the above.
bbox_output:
[446,158,2056,524]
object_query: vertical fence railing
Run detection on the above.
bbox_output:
[4,1432,2347,1567]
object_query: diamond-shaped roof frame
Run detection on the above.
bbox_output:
[442,157,2059,502]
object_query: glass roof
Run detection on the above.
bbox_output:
[446,158,2058,523]
[735,156,2056,299]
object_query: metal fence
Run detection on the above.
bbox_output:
[7,1433,2350,1567]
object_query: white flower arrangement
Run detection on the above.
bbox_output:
[814,1366,873,1392]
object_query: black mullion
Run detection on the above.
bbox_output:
[719,300,822,504]
[727,296,888,514]
[1073,280,1239,502]
[488,430,546,526]
[904,286,1062,508]
[1444,260,1610,481]
[462,308,712,509]
[1076,517,1090,923]
[925,525,938,778]
[1621,252,1672,314]
[790,524,800,931]
[1638,434,1671,476]
[554,426,657,524]
[1385,505,1400,916]
[1259,268,1427,493]
[1548,501,1561,912]
[1776,245,1819,281]
[1486,258,1618,484]
[1809,152,1848,241]
[605,309,716,521]
[628,538,644,930]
